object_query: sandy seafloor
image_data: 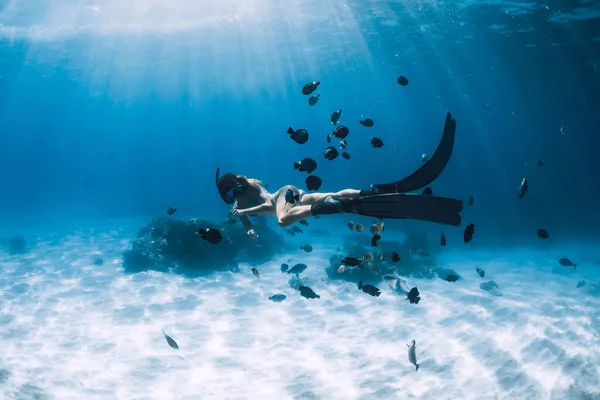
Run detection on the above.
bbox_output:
[1,220,599,400]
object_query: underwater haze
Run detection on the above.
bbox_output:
[1,0,600,399]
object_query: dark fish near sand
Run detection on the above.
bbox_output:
[441,233,447,246]
[468,195,474,206]
[518,177,528,198]
[422,187,433,196]
[537,229,549,239]
[302,81,320,95]
[331,109,342,125]
[341,257,363,267]
[288,263,308,275]
[391,252,401,262]
[358,280,381,297]
[305,175,322,191]
[371,137,384,148]
[300,244,313,253]
[294,157,317,174]
[269,294,287,302]
[287,127,309,144]
[476,267,485,278]
[298,220,309,226]
[198,228,222,244]
[251,267,260,278]
[342,152,351,160]
[324,146,339,160]
[285,188,300,204]
[445,274,459,282]
[397,76,409,86]
[281,263,289,273]
[339,139,348,149]
[464,223,475,243]
[162,330,179,349]
[537,160,544,167]
[299,285,320,299]
[558,258,577,269]
[406,287,421,304]
[308,94,320,106]
[360,118,374,127]
[167,207,177,215]
[371,234,381,247]
[332,125,349,139]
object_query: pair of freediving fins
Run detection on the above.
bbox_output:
[349,111,463,227]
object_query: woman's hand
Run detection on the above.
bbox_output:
[229,208,245,219]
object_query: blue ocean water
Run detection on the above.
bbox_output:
[1,1,600,399]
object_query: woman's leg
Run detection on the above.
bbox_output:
[300,189,362,206]
[278,205,314,227]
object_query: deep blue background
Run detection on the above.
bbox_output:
[1,0,599,247]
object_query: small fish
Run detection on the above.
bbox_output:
[302,81,320,95]
[537,229,549,239]
[287,263,308,275]
[337,265,346,273]
[324,146,339,160]
[445,274,459,282]
[358,280,381,297]
[406,287,421,304]
[342,151,351,160]
[300,244,313,253]
[280,263,289,273]
[269,294,287,302]
[355,224,364,232]
[331,109,342,125]
[468,195,474,206]
[305,175,323,191]
[291,226,303,234]
[167,207,177,215]
[198,228,222,244]
[363,253,374,263]
[397,76,409,86]
[391,252,401,262]
[536,160,544,167]
[341,257,363,267]
[464,223,475,244]
[371,137,384,148]
[422,187,433,196]
[360,118,374,127]
[251,267,260,278]
[339,139,348,149]
[287,127,309,145]
[298,220,309,226]
[576,280,586,288]
[441,233,447,246]
[308,94,320,106]
[332,125,349,139]
[558,258,577,269]
[162,330,179,349]
[299,285,320,299]
[294,157,317,174]
[285,188,300,204]
[348,221,355,230]
[410,246,430,257]
[518,177,528,198]
[476,267,485,278]
[369,223,382,235]
[283,228,295,236]
[560,126,568,136]
[326,133,331,143]
[371,234,381,247]
[407,340,419,371]
[421,153,429,163]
